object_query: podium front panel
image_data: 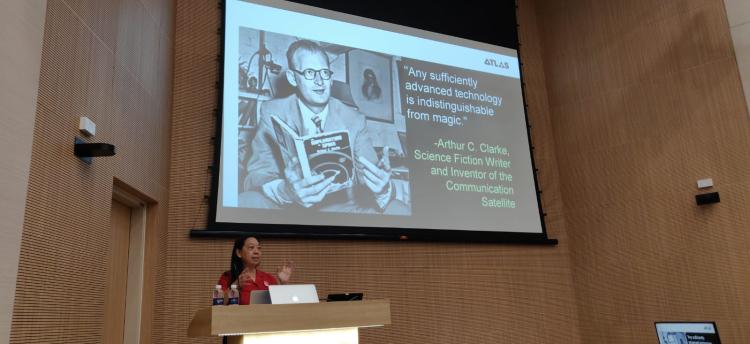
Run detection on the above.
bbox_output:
[227,327,358,344]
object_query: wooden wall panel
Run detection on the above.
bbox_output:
[10,0,174,343]
[163,1,581,344]
[537,0,750,342]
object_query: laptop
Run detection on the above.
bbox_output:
[249,290,271,304]
[326,292,363,302]
[268,284,319,304]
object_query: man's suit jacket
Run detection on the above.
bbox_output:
[244,94,378,199]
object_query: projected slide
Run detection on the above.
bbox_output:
[214,0,545,236]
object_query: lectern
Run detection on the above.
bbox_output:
[188,299,390,344]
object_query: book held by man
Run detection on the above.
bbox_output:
[271,114,354,194]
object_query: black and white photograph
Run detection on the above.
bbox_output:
[235,27,411,216]
[347,49,394,123]
[659,332,688,344]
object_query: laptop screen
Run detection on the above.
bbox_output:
[655,322,721,344]
[249,290,271,304]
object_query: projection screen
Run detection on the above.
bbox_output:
[207,0,551,243]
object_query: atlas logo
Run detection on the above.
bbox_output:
[485,58,510,69]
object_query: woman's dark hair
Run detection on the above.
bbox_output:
[230,236,256,285]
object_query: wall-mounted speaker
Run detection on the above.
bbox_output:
[695,192,720,205]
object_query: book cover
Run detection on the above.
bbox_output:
[270,115,354,194]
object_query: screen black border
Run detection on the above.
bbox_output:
[200,0,555,245]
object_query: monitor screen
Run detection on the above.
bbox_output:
[208,0,549,242]
[655,322,721,344]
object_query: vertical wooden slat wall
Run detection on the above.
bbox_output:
[21,0,749,343]
[163,1,582,344]
[23,0,750,343]
[10,1,174,343]
[536,0,750,342]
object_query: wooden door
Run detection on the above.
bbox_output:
[104,199,131,344]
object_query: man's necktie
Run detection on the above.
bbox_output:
[311,115,323,134]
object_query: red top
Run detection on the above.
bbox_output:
[218,269,278,305]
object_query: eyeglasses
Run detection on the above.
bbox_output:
[290,68,333,80]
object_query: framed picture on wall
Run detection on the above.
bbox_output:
[347,49,393,123]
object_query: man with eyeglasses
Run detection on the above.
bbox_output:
[240,39,407,214]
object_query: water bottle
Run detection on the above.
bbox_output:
[228,284,240,305]
[212,285,225,306]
